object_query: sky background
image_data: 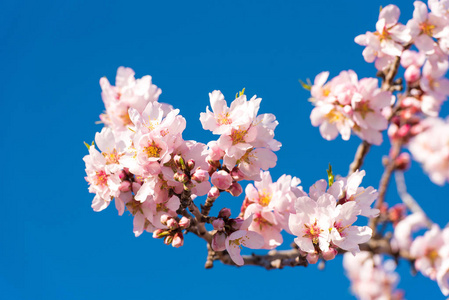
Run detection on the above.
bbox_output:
[1,0,449,299]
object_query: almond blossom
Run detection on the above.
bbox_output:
[355,4,411,70]
[99,67,163,131]
[408,117,449,185]
[310,70,392,145]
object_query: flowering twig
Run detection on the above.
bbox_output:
[394,171,432,228]
[370,141,403,232]
[348,141,371,175]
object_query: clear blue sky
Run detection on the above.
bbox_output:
[1,0,448,299]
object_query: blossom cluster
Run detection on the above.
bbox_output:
[393,212,449,296]
[343,252,404,300]
[309,70,393,145]
[84,67,281,241]
[408,116,449,185]
[235,170,376,264]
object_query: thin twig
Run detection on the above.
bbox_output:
[394,171,432,228]
[348,141,371,175]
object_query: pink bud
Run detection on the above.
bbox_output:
[208,186,220,200]
[208,142,225,161]
[306,252,319,264]
[397,124,411,138]
[211,170,233,190]
[191,168,209,183]
[174,173,189,183]
[160,214,171,225]
[174,154,184,169]
[231,167,245,181]
[179,216,191,229]
[404,65,421,82]
[229,218,244,230]
[153,229,169,239]
[119,180,131,192]
[343,105,353,115]
[186,159,195,171]
[212,218,225,231]
[322,248,337,261]
[118,170,127,180]
[164,235,174,245]
[227,182,243,197]
[132,182,142,193]
[211,232,226,251]
[218,208,231,219]
[172,232,184,248]
[389,203,407,226]
[167,218,179,230]
[395,152,411,171]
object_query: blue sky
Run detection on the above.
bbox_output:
[1,0,449,299]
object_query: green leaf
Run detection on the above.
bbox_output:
[299,79,312,91]
[84,141,94,150]
[327,163,334,187]
[235,87,246,98]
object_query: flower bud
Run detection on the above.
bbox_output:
[174,173,189,183]
[227,182,243,197]
[211,170,233,190]
[211,232,226,251]
[306,252,319,264]
[179,216,191,229]
[397,124,411,138]
[212,218,225,231]
[153,229,169,239]
[389,203,407,226]
[395,152,411,171]
[119,180,132,192]
[207,186,220,200]
[229,218,244,231]
[231,167,245,181]
[218,207,231,219]
[167,218,179,230]
[186,159,195,171]
[164,235,174,245]
[191,168,209,183]
[118,170,127,180]
[404,65,421,82]
[322,248,337,261]
[160,214,171,225]
[172,232,184,248]
[174,154,184,168]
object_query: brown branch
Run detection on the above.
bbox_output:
[370,141,403,232]
[201,197,216,216]
[348,141,371,175]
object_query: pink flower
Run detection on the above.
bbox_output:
[355,4,411,69]
[99,67,162,131]
[225,215,264,266]
[409,117,449,185]
[289,194,334,253]
[407,1,448,54]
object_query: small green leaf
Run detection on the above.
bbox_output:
[379,5,383,12]
[84,141,95,150]
[299,79,312,91]
[235,87,246,98]
[327,163,335,187]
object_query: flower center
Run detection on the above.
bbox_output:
[144,142,162,158]
[94,170,108,186]
[258,190,272,207]
[325,110,345,124]
[421,22,436,36]
[217,112,232,126]
[230,128,248,145]
[303,219,323,244]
